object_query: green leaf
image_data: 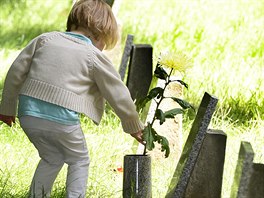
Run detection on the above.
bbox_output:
[171,97,195,110]
[148,87,164,99]
[176,80,189,89]
[143,123,155,151]
[143,123,171,158]
[154,64,168,80]
[135,96,151,112]
[156,134,170,158]
[155,109,166,125]
[164,108,183,118]
[135,87,165,112]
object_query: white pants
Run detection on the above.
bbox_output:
[19,116,90,198]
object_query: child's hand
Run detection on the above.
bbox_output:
[0,114,15,127]
[130,130,144,145]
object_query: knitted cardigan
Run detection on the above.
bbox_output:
[0,32,144,133]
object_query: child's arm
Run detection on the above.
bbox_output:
[0,36,41,116]
[93,52,144,134]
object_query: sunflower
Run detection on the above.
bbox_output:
[158,51,193,73]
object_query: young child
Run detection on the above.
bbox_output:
[0,0,144,197]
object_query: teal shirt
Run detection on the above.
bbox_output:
[18,32,92,125]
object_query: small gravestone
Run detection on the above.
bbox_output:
[248,163,264,197]
[123,155,152,198]
[184,129,226,198]
[166,92,218,198]
[126,44,153,101]
[231,141,264,198]
[104,0,115,7]
[118,34,134,81]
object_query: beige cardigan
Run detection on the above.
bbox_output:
[0,32,144,133]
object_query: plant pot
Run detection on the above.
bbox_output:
[123,154,152,198]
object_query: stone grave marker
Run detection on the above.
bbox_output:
[104,0,115,7]
[166,92,218,198]
[123,155,152,198]
[247,163,264,197]
[118,34,134,81]
[231,141,264,198]
[126,44,153,101]
[184,129,226,198]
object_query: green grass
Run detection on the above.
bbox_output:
[0,0,71,49]
[0,0,264,197]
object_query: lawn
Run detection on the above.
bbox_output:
[0,0,263,197]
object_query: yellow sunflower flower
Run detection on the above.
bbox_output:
[158,51,193,72]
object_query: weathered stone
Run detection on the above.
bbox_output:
[123,155,152,198]
[118,34,134,81]
[104,0,115,7]
[231,141,264,198]
[247,163,264,197]
[126,44,153,101]
[231,141,254,198]
[185,129,226,198]
[166,92,218,198]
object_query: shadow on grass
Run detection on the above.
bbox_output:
[0,25,64,50]
[185,93,264,127]
[0,0,70,49]
[226,98,264,125]
[216,93,264,126]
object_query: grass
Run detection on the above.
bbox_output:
[0,0,71,49]
[0,0,264,197]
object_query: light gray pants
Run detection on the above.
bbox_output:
[19,116,90,198]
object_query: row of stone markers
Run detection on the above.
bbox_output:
[119,34,264,198]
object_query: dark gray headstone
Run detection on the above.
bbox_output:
[247,163,264,197]
[104,0,115,7]
[231,141,264,198]
[123,155,152,198]
[166,92,218,198]
[185,129,226,198]
[118,34,134,81]
[126,44,153,101]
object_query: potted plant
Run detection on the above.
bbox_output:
[123,50,194,198]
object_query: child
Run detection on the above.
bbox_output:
[0,0,144,197]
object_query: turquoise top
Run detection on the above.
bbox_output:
[64,31,92,44]
[18,95,80,125]
[18,32,92,125]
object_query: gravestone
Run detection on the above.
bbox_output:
[126,44,153,101]
[247,163,264,197]
[104,0,115,7]
[184,129,226,198]
[118,34,134,81]
[121,42,154,154]
[166,92,218,198]
[123,155,152,198]
[231,141,264,198]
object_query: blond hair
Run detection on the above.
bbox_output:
[66,0,118,49]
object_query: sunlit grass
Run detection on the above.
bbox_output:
[0,0,71,49]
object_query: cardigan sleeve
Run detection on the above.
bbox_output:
[93,51,144,134]
[0,36,41,116]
